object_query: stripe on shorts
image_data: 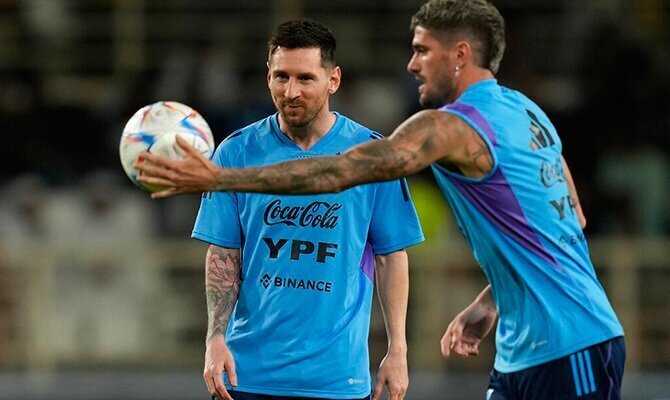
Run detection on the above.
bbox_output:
[584,350,597,393]
[570,354,583,396]
[577,351,591,395]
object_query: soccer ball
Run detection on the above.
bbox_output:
[119,101,215,192]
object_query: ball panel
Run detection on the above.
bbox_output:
[119,101,215,193]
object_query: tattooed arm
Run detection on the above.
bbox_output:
[203,245,241,400]
[136,109,491,198]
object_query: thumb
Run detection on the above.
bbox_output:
[450,323,464,349]
[441,330,452,357]
[441,321,463,358]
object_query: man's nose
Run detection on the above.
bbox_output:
[407,54,419,74]
[284,78,300,99]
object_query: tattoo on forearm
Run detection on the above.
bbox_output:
[205,246,241,342]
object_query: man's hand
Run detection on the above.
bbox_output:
[136,135,219,199]
[441,297,497,358]
[204,335,238,400]
[372,349,408,400]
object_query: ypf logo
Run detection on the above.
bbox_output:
[260,273,271,289]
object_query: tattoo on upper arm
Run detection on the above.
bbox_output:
[469,132,494,176]
[205,246,241,342]
[438,114,494,178]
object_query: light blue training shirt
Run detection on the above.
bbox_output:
[433,79,623,373]
[193,112,424,398]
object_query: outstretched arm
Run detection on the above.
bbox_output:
[137,110,475,198]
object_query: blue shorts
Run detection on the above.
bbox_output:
[214,391,372,400]
[487,336,625,400]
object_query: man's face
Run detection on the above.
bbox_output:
[267,47,339,128]
[407,26,457,108]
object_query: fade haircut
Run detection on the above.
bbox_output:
[410,0,506,74]
[268,19,337,68]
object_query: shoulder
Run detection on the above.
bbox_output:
[213,115,275,165]
[336,113,385,145]
[217,115,274,152]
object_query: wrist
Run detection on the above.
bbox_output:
[206,331,226,345]
[387,341,408,355]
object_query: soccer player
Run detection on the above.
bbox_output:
[137,1,625,399]
[189,19,423,400]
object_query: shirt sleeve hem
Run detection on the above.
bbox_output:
[372,235,425,255]
[191,231,241,248]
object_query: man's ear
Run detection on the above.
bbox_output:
[454,40,473,68]
[328,66,342,94]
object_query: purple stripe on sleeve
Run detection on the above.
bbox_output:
[360,243,375,282]
[442,102,498,148]
[444,167,559,268]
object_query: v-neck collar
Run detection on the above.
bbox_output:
[270,111,344,154]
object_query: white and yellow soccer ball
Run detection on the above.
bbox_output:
[119,101,215,192]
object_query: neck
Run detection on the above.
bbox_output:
[279,109,336,150]
[452,68,495,102]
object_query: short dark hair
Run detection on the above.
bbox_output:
[410,0,505,74]
[268,19,337,68]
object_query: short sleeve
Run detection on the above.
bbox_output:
[191,144,242,248]
[368,178,424,255]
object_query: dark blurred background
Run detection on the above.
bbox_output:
[0,1,668,399]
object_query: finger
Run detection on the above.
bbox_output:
[135,162,174,181]
[138,151,175,168]
[176,134,204,156]
[137,175,175,187]
[455,340,479,357]
[372,380,384,400]
[465,342,480,356]
[207,375,221,399]
[151,187,180,200]
[203,374,214,397]
[213,376,233,400]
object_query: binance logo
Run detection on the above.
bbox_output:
[260,273,271,289]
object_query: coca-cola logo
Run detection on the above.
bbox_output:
[263,199,342,229]
[540,157,564,188]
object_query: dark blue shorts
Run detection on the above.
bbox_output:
[214,391,372,400]
[487,336,625,400]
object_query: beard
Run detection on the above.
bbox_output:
[277,97,327,128]
[419,91,450,108]
[418,72,455,108]
[280,107,313,127]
